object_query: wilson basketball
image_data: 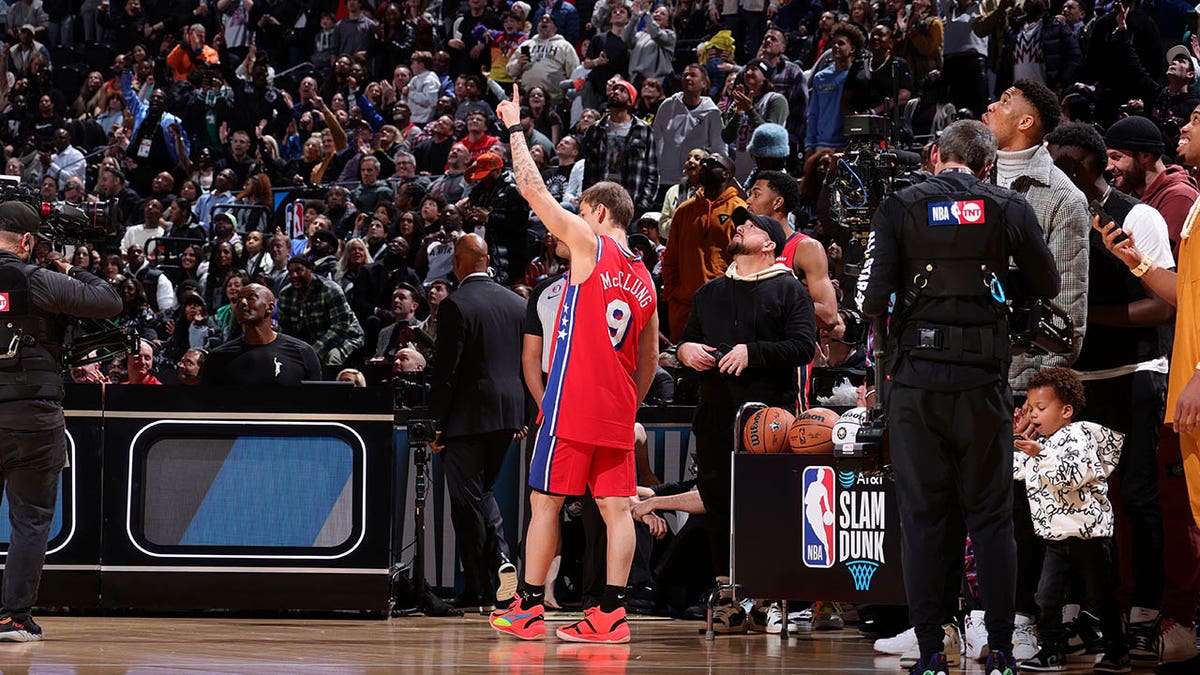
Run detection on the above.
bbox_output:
[832,407,870,447]
[741,407,795,454]
[788,408,840,454]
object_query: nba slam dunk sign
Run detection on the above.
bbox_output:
[732,454,904,602]
[802,466,889,592]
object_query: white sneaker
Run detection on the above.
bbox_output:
[947,623,964,661]
[764,605,808,634]
[1013,614,1040,661]
[964,610,990,662]
[898,625,963,668]
[875,627,917,655]
[1160,619,1199,664]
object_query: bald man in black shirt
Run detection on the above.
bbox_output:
[203,284,322,385]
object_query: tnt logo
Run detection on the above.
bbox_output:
[801,466,836,569]
[0,292,9,312]
[928,199,986,226]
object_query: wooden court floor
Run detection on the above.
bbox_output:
[0,614,1118,674]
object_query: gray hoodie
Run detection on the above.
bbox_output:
[506,34,580,103]
[652,93,725,186]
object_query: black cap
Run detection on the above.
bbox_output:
[0,202,42,235]
[311,229,340,247]
[745,58,771,80]
[731,206,788,254]
[1104,115,1165,156]
[287,254,315,270]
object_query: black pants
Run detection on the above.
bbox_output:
[1035,537,1126,656]
[889,382,1016,658]
[942,53,989,118]
[442,430,514,602]
[693,416,735,577]
[0,427,66,619]
[1081,371,1167,610]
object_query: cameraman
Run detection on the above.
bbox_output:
[0,201,121,641]
[857,120,1058,673]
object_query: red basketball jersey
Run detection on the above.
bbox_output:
[776,231,813,411]
[540,235,657,449]
[775,231,809,269]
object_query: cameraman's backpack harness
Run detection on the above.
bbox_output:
[0,262,64,402]
[891,189,1011,369]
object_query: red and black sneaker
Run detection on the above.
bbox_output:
[0,615,42,642]
[490,595,546,640]
[556,606,631,644]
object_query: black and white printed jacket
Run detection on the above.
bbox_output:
[1013,421,1124,541]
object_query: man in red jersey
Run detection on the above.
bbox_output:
[491,85,660,644]
[746,170,838,330]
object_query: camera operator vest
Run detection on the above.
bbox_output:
[0,259,65,403]
[1073,190,1164,371]
[892,177,1011,368]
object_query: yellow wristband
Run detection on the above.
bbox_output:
[1131,256,1153,277]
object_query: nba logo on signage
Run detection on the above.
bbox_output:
[0,292,9,312]
[928,199,986,226]
[801,466,835,569]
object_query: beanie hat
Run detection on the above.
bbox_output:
[615,80,638,106]
[1104,115,1165,156]
[747,123,790,159]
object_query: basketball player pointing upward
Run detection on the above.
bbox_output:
[491,85,660,644]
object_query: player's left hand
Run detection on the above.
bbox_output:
[429,432,445,454]
[513,426,528,441]
[718,344,750,376]
[497,84,521,128]
[1174,371,1200,435]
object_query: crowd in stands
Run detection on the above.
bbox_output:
[2,0,1174,385]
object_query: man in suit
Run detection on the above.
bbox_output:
[430,234,527,611]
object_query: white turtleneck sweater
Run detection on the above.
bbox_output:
[995,143,1041,190]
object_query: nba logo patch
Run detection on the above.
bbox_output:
[928,199,986,226]
[801,466,836,569]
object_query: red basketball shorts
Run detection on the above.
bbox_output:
[529,427,635,498]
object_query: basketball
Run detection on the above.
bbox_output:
[741,407,795,454]
[788,408,839,454]
[823,511,835,526]
[832,407,870,447]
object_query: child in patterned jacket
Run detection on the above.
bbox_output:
[1013,367,1130,674]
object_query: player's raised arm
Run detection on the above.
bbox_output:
[497,85,598,260]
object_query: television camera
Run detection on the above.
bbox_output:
[0,181,135,368]
[0,180,115,247]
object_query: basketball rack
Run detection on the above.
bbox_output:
[706,401,802,643]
